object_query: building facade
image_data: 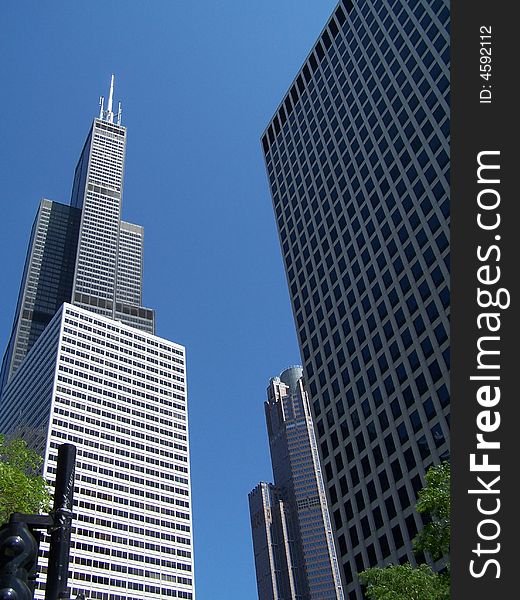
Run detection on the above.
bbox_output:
[249,366,344,600]
[0,199,80,393]
[69,86,155,334]
[249,483,301,600]
[261,2,450,598]
[0,78,194,600]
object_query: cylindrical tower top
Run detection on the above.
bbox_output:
[278,365,303,393]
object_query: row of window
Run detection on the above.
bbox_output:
[263,2,450,598]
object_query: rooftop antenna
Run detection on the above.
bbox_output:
[99,96,105,119]
[106,74,115,123]
[117,101,122,125]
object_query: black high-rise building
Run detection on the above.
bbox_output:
[249,367,344,600]
[261,1,450,598]
[0,200,80,393]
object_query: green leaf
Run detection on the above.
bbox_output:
[413,461,450,561]
[360,564,450,600]
[357,462,451,599]
[0,434,51,525]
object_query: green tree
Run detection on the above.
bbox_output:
[0,435,51,525]
[359,564,449,600]
[359,462,450,600]
[414,461,450,562]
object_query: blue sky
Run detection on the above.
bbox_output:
[0,1,338,598]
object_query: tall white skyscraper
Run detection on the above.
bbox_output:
[0,77,195,600]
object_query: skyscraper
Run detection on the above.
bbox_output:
[0,77,194,600]
[249,366,344,600]
[0,199,80,393]
[69,77,155,334]
[261,2,450,598]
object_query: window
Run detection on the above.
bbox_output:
[397,422,409,443]
[385,496,397,520]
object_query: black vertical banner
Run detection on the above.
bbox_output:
[452,2,518,598]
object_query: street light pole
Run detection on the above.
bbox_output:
[44,444,76,600]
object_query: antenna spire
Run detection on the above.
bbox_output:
[107,74,115,123]
[98,74,122,124]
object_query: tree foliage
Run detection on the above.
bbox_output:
[0,435,51,525]
[414,461,450,561]
[359,462,450,600]
[359,563,450,600]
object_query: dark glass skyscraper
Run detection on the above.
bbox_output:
[261,2,450,598]
[249,367,344,600]
[0,199,80,392]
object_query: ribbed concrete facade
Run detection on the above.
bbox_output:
[0,304,193,599]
